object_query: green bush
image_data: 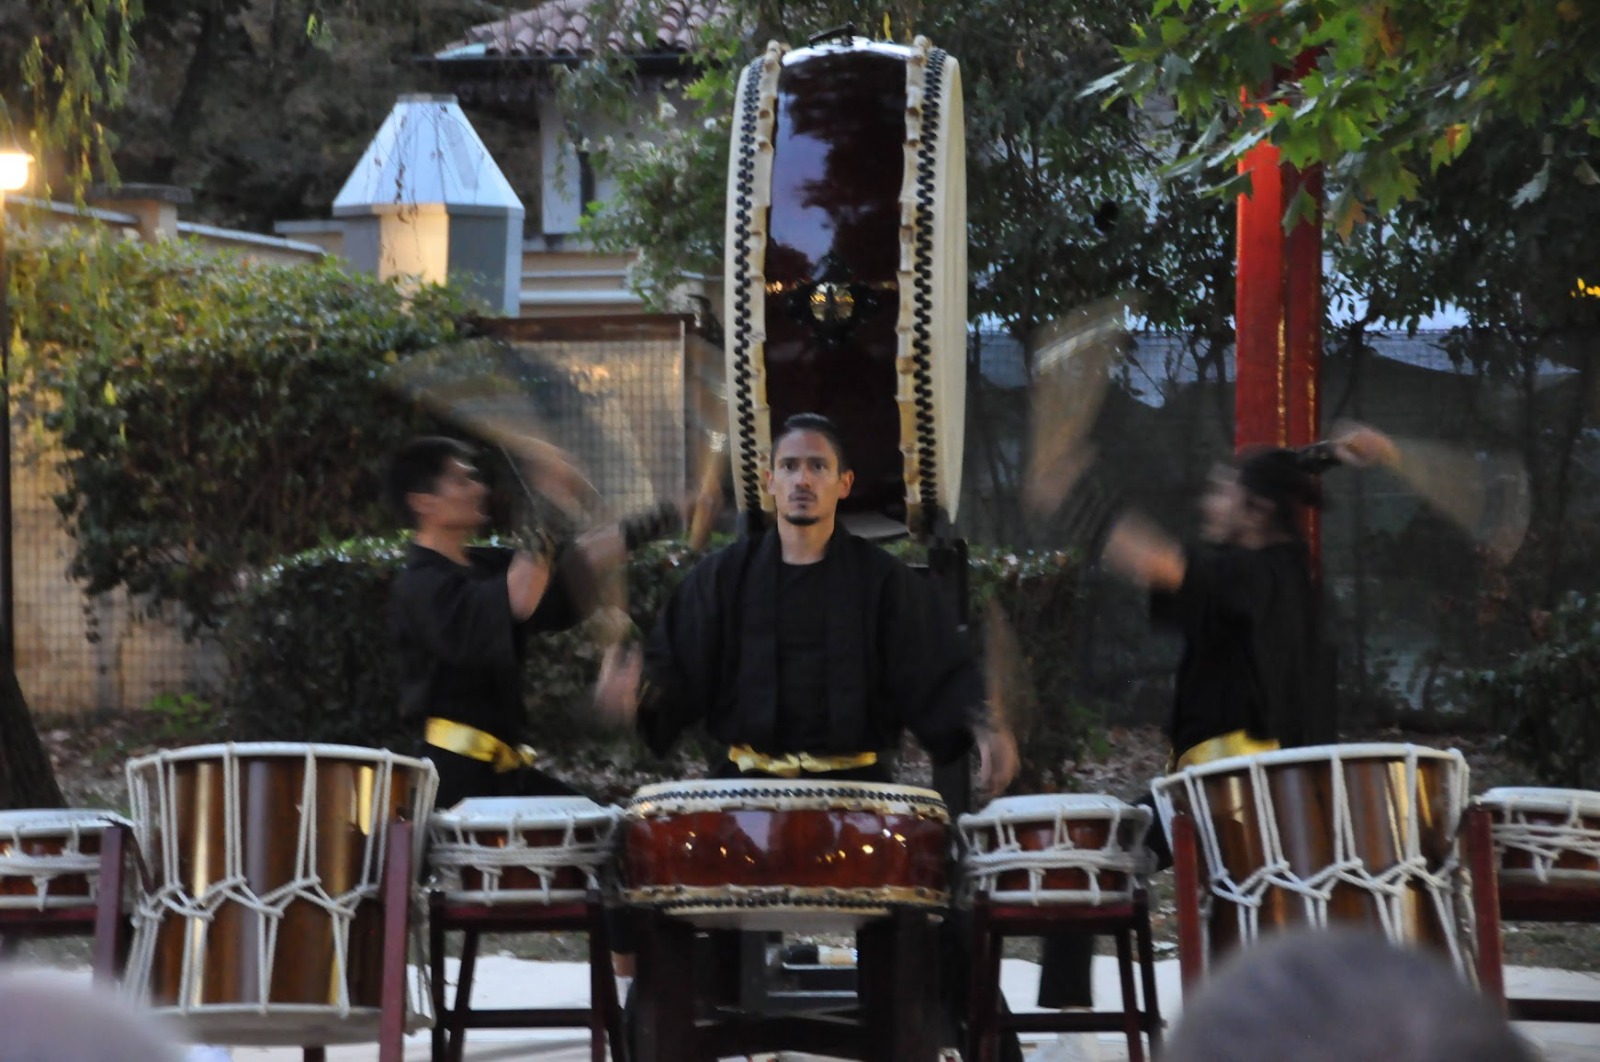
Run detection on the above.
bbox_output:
[1480,592,1600,789]
[222,536,1092,778]
[9,231,476,629]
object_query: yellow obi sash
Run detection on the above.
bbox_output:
[1173,729,1280,772]
[425,717,538,773]
[727,744,879,778]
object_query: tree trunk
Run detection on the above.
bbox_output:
[0,668,64,809]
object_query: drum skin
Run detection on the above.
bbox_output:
[622,781,949,928]
[1162,747,1461,957]
[134,750,429,1014]
[763,46,907,524]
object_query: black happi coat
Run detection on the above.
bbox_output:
[1154,540,1326,756]
[638,527,982,765]
[389,543,585,747]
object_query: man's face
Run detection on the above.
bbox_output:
[1199,464,1247,544]
[410,457,489,532]
[765,430,853,527]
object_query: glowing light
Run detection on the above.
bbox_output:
[0,152,30,194]
[1575,278,1600,299]
[862,844,875,854]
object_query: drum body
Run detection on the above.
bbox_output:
[959,794,1152,906]
[0,809,131,911]
[1477,787,1600,890]
[124,743,437,1045]
[623,779,949,930]
[725,36,966,537]
[427,796,620,904]
[1153,744,1469,969]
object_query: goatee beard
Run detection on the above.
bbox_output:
[783,513,821,527]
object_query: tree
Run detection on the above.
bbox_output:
[1103,0,1600,233]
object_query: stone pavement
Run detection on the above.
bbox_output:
[213,955,1600,1061]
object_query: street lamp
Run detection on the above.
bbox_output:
[0,149,33,667]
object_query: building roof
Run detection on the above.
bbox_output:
[436,0,720,60]
[332,95,523,215]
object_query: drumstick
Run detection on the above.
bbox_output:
[1329,422,1533,566]
[1022,295,1142,520]
[684,331,730,550]
[983,598,1037,745]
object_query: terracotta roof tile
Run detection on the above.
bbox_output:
[443,0,721,59]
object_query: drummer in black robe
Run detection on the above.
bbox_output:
[1030,429,1393,1055]
[386,435,678,809]
[595,412,1017,792]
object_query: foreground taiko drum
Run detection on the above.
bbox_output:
[724,33,966,537]
[123,743,436,1045]
[427,796,620,905]
[0,809,131,911]
[623,779,950,930]
[960,794,1153,906]
[1154,743,1470,970]
[1476,787,1600,891]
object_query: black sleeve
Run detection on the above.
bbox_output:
[882,564,983,765]
[636,558,722,757]
[394,564,517,669]
[522,543,599,634]
[1153,545,1260,628]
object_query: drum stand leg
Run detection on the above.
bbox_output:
[965,897,1003,1062]
[859,907,941,1062]
[1172,811,1206,990]
[448,929,482,1062]
[1134,890,1163,1056]
[1466,807,1507,1006]
[92,823,130,984]
[633,908,698,1062]
[430,893,447,1062]
[379,819,414,1062]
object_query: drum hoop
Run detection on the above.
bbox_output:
[125,741,433,775]
[627,783,949,821]
[1156,741,1467,783]
[624,883,948,913]
[958,794,1147,829]
[0,810,132,835]
[1476,787,1600,817]
[429,796,620,831]
[781,37,919,65]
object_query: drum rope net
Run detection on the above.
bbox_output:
[428,808,620,903]
[0,815,123,911]
[728,44,784,514]
[1482,792,1600,884]
[1158,747,1471,972]
[962,802,1153,906]
[125,747,435,1023]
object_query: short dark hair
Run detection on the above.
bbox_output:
[1163,929,1535,1062]
[772,413,850,472]
[386,436,476,527]
[1236,445,1323,534]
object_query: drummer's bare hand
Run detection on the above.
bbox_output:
[594,643,643,726]
[976,725,1020,799]
[1328,420,1402,470]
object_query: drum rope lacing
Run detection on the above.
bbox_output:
[125,746,436,1023]
[962,802,1154,906]
[1481,791,1600,884]
[900,38,944,535]
[428,808,621,903]
[1157,746,1471,973]
[728,44,784,514]
[0,815,124,911]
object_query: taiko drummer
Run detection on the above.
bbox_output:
[594,412,1018,793]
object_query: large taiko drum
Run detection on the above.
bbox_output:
[959,794,1153,906]
[427,795,621,905]
[622,779,950,931]
[0,809,131,911]
[1153,743,1470,972]
[1476,787,1600,891]
[123,743,437,1045]
[724,33,966,538]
